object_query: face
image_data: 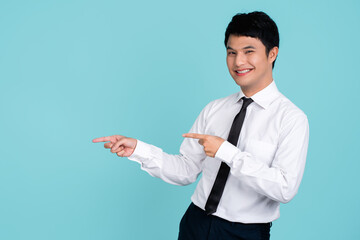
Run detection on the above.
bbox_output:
[226,35,278,96]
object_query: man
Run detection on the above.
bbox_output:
[93,11,309,240]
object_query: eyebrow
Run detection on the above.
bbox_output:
[227,45,256,50]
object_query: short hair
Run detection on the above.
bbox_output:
[224,11,280,68]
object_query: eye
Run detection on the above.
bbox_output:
[227,51,236,55]
[245,50,254,54]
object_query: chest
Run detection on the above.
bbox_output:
[204,105,281,166]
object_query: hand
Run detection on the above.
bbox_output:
[92,135,137,157]
[182,133,225,158]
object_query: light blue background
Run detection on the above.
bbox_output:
[1,0,359,239]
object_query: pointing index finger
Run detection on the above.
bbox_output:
[92,136,114,143]
[182,133,207,139]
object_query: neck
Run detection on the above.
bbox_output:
[242,78,273,97]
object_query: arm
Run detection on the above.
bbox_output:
[215,113,309,203]
[184,113,309,203]
[93,102,212,186]
[127,138,205,186]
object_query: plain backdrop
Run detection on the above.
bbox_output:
[1,0,359,239]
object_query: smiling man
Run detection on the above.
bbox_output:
[93,11,309,240]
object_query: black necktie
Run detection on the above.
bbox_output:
[205,97,253,215]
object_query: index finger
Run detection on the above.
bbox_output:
[182,133,207,139]
[92,136,115,143]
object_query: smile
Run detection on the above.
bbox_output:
[235,69,253,76]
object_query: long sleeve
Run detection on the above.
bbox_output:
[215,112,309,203]
[127,102,213,186]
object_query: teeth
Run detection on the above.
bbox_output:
[236,69,251,73]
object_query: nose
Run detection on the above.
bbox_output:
[235,53,246,67]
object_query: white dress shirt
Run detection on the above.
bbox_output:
[128,80,309,223]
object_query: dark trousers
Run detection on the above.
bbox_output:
[178,203,272,240]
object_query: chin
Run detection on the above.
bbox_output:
[233,79,249,88]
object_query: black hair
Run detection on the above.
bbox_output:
[224,11,280,68]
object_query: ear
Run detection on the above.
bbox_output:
[268,47,279,64]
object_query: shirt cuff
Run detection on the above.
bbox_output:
[128,139,152,164]
[215,140,241,165]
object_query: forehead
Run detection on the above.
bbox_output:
[226,35,265,49]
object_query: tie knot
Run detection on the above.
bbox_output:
[241,97,253,109]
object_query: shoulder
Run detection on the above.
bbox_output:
[274,93,309,128]
[203,92,239,112]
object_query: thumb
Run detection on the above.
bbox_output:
[112,138,136,151]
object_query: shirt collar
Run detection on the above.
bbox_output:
[235,80,281,109]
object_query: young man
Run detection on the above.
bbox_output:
[93,11,309,240]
